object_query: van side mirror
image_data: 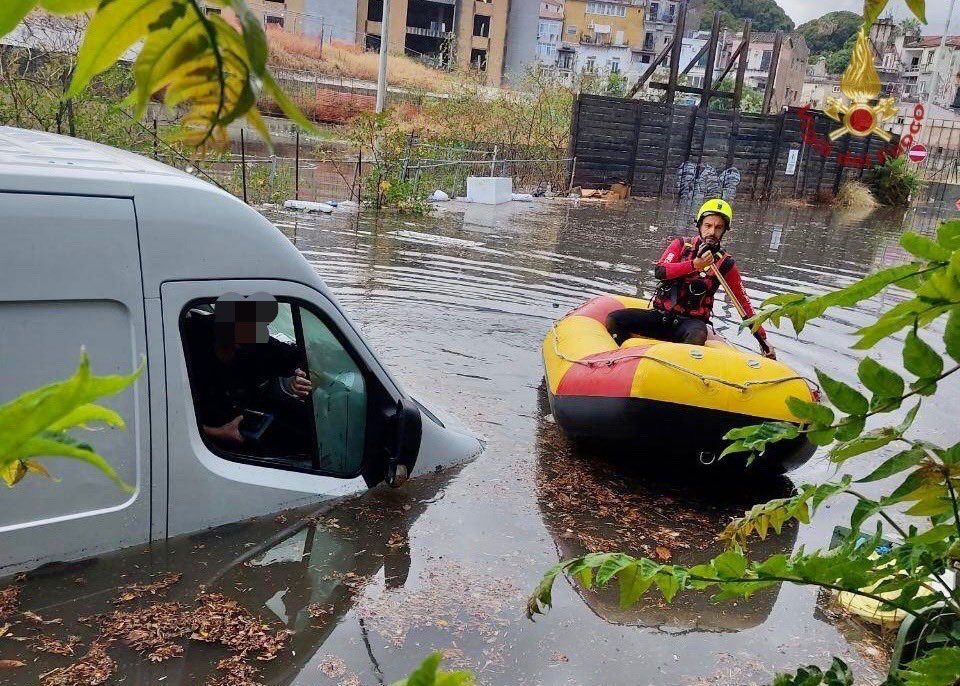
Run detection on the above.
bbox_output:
[386,398,422,488]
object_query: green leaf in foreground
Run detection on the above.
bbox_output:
[769,657,853,686]
[816,370,869,415]
[904,330,944,379]
[0,351,140,490]
[392,653,475,686]
[896,646,960,686]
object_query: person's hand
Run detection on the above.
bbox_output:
[762,345,777,361]
[290,368,312,398]
[203,415,244,444]
[693,251,715,272]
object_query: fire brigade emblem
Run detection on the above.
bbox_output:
[823,28,898,141]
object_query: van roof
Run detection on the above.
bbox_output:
[0,126,220,196]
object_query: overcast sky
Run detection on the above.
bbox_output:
[779,0,957,33]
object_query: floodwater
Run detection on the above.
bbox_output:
[2,197,958,685]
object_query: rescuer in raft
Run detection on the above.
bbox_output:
[605,199,776,359]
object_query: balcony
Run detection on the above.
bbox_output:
[472,35,490,49]
[581,34,612,46]
[406,25,454,39]
[474,0,494,16]
[366,19,383,35]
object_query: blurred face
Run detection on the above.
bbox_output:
[698,214,728,244]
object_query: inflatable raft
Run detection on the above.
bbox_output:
[542,295,817,473]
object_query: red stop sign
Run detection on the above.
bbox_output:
[907,144,927,162]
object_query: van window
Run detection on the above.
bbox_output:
[180,297,367,478]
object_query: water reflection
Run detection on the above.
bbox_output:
[534,385,798,633]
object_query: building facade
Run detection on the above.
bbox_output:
[503,0,550,79]
[210,0,307,31]
[536,1,565,68]
[357,0,510,86]
[900,35,960,108]
[560,0,646,78]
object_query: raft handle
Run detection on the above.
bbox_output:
[699,451,717,466]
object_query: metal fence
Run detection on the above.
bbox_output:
[142,123,572,206]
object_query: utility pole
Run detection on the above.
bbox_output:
[376,0,392,113]
[929,0,957,106]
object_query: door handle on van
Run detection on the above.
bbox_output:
[386,398,422,488]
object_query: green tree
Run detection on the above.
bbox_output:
[825,33,857,74]
[797,11,863,57]
[698,0,795,32]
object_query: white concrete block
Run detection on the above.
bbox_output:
[466,177,513,205]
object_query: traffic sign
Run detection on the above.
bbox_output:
[907,144,927,163]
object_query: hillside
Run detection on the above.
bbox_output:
[797,11,862,56]
[696,0,794,32]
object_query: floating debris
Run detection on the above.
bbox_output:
[0,585,21,621]
[32,635,82,656]
[318,654,347,678]
[115,572,183,603]
[306,603,334,619]
[0,659,26,669]
[39,642,115,686]
[357,561,518,657]
[192,592,292,661]
[208,654,263,686]
[23,611,63,625]
[98,602,192,661]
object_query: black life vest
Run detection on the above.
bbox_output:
[653,238,735,321]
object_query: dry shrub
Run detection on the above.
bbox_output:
[834,179,879,209]
[265,29,458,93]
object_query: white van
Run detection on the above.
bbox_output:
[0,127,481,575]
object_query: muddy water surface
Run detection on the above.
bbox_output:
[3,198,957,685]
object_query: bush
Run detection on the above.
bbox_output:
[834,180,879,209]
[867,155,922,206]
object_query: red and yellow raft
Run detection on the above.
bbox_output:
[543,295,817,473]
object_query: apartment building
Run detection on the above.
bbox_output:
[635,0,677,66]
[561,0,645,77]
[900,35,960,108]
[537,1,565,67]
[716,31,808,109]
[357,0,509,86]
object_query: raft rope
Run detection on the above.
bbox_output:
[550,324,819,394]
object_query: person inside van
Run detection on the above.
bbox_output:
[184,293,314,457]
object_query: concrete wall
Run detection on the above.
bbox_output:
[504,0,542,81]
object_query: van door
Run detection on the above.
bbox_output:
[160,280,417,536]
[0,193,148,574]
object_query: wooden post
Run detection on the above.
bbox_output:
[567,94,582,188]
[761,30,783,115]
[733,20,751,110]
[699,12,721,109]
[628,99,642,189]
[240,128,248,204]
[665,0,687,104]
[294,128,300,200]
